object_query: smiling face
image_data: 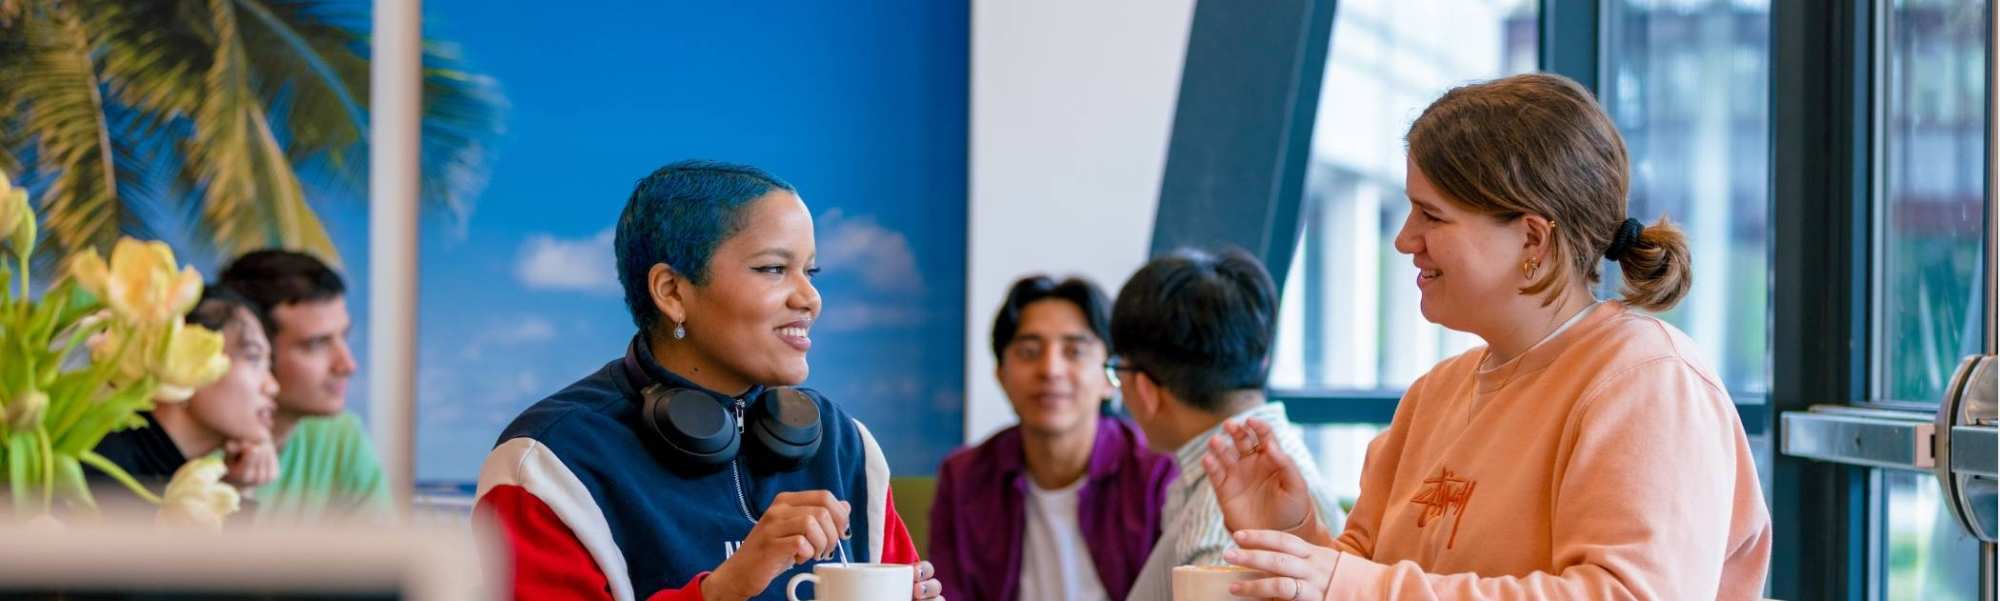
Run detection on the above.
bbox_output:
[655,191,822,393]
[1393,158,1536,336]
[996,299,1110,439]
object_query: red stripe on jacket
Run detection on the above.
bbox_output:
[478,484,921,601]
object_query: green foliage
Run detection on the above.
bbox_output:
[0,0,504,264]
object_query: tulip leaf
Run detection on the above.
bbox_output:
[78,450,159,505]
[36,429,51,507]
[8,434,32,517]
[54,377,151,455]
[52,455,93,513]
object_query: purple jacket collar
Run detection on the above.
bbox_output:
[929,416,1178,601]
[986,414,1134,486]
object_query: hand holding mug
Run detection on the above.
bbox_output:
[1220,530,1344,601]
[910,560,942,600]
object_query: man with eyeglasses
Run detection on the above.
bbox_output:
[1114,248,1345,601]
[929,275,1177,601]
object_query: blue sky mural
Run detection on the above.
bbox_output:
[266,1,968,485]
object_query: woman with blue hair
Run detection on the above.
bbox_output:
[475,161,942,601]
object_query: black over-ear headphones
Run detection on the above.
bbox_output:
[622,337,822,472]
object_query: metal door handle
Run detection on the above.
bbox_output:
[1936,355,1998,544]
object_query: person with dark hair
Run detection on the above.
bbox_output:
[1205,73,1770,600]
[215,249,388,523]
[475,160,941,601]
[1111,248,1346,601]
[928,275,1176,601]
[90,288,281,508]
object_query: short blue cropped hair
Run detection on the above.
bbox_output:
[615,160,795,334]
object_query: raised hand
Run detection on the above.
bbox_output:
[1203,418,1325,544]
[222,438,280,489]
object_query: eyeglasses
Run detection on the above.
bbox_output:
[1103,355,1143,389]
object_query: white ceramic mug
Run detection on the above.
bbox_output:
[785,563,913,601]
[1171,564,1268,601]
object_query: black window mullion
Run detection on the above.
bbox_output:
[1539,0,1602,95]
[1149,0,1338,289]
[1769,0,1876,598]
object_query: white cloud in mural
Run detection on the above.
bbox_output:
[818,303,927,332]
[818,209,923,296]
[517,229,619,295]
[495,317,558,344]
[419,363,543,431]
[458,316,562,361]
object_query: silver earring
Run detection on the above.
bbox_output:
[672,321,686,340]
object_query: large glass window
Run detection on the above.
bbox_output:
[1273,0,1777,400]
[1876,0,1989,406]
[1884,470,1983,601]
[1873,0,1989,598]
[1604,0,1772,395]
[1269,0,1537,394]
[1273,0,1537,501]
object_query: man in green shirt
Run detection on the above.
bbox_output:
[218,250,392,523]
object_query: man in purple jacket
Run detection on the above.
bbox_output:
[930,275,1178,601]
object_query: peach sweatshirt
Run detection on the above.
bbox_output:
[1325,302,1770,600]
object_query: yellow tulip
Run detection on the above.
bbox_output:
[0,179,22,250]
[87,319,229,402]
[70,247,109,299]
[155,456,240,529]
[99,239,203,327]
[152,320,230,403]
[88,321,153,386]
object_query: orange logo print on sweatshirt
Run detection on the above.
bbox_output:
[1409,467,1477,549]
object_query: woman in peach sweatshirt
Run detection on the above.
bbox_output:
[1204,73,1771,600]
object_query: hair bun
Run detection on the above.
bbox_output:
[1604,218,1645,261]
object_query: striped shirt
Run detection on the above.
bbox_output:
[1125,402,1346,601]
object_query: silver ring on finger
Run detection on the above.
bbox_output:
[1289,577,1305,601]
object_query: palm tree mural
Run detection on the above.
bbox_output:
[0,0,502,264]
